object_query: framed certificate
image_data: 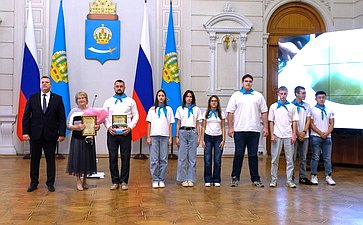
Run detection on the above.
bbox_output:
[112,114,127,135]
[82,116,97,136]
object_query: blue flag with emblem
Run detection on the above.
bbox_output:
[161,1,181,137]
[49,0,70,135]
[85,0,120,64]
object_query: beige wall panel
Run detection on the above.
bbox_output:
[191,15,211,30]
[191,61,209,77]
[191,30,209,46]
[248,16,262,32]
[191,1,263,17]
[0,59,13,74]
[245,46,263,62]
[0,12,14,26]
[332,3,354,17]
[0,27,14,42]
[191,46,209,61]
[0,90,12,105]
[246,31,263,46]
[0,75,12,89]
[0,0,14,11]
[245,62,263,77]
[333,19,354,30]
[0,43,13,58]
[191,77,209,91]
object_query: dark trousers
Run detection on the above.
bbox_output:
[30,138,57,186]
[107,132,132,184]
[231,131,261,182]
[204,134,223,183]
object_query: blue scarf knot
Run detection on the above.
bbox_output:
[291,99,306,113]
[157,105,167,118]
[240,88,254,95]
[315,104,327,120]
[276,100,290,111]
[184,104,195,118]
[207,109,218,119]
[113,94,127,104]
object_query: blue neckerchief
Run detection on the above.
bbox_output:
[207,109,218,119]
[291,99,306,113]
[240,88,254,95]
[157,104,167,118]
[184,104,195,118]
[315,104,327,120]
[276,100,290,111]
[113,94,127,104]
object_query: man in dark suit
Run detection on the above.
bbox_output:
[22,76,66,192]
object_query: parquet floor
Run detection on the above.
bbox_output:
[0,155,362,225]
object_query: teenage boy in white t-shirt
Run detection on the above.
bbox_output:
[291,86,313,185]
[226,74,269,188]
[268,86,299,188]
[310,91,336,185]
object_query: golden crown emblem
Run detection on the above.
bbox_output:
[93,24,112,45]
[50,51,68,83]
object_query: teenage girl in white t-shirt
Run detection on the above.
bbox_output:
[201,95,226,187]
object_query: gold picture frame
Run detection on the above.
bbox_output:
[82,115,97,136]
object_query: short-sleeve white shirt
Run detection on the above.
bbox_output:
[310,105,334,138]
[268,103,299,138]
[175,106,202,127]
[202,111,226,136]
[294,102,311,138]
[146,106,175,136]
[103,96,139,129]
[226,90,268,132]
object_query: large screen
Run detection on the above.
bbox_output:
[278,29,363,129]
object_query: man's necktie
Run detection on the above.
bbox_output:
[42,94,47,113]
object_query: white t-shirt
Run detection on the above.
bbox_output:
[146,106,175,136]
[226,90,268,132]
[268,102,299,138]
[175,105,202,127]
[202,111,226,136]
[310,105,334,138]
[103,96,139,129]
[294,102,311,138]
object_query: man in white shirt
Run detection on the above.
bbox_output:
[103,80,139,190]
[268,86,299,188]
[310,91,336,185]
[226,74,269,188]
[291,86,313,185]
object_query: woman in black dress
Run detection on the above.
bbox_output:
[67,91,99,190]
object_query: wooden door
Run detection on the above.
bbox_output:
[266,3,326,154]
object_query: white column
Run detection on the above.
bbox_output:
[0,114,17,154]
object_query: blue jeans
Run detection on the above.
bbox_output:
[204,134,223,183]
[177,129,197,182]
[310,136,332,176]
[293,138,309,179]
[231,131,261,182]
[271,137,294,183]
[149,136,169,182]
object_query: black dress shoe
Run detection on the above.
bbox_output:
[47,185,55,192]
[27,184,38,192]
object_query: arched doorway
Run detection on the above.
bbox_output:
[266,2,326,153]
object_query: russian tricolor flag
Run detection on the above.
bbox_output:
[17,1,40,141]
[132,1,154,142]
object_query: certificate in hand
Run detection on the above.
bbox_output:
[112,115,128,135]
[82,116,97,136]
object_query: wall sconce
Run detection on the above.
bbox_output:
[223,34,236,50]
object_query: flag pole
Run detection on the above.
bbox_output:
[133,138,148,159]
[168,138,178,159]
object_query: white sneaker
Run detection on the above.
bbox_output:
[269,180,277,188]
[152,181,159,189]
[159,181,165,188]
[205,183,211,187]
[187,181,194,187]
[181,181,189,187]
[286,181,297,188]
[214,183,221,187]
[121,182,128,190]
[325,176,336,185]
[311,175,318,185]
